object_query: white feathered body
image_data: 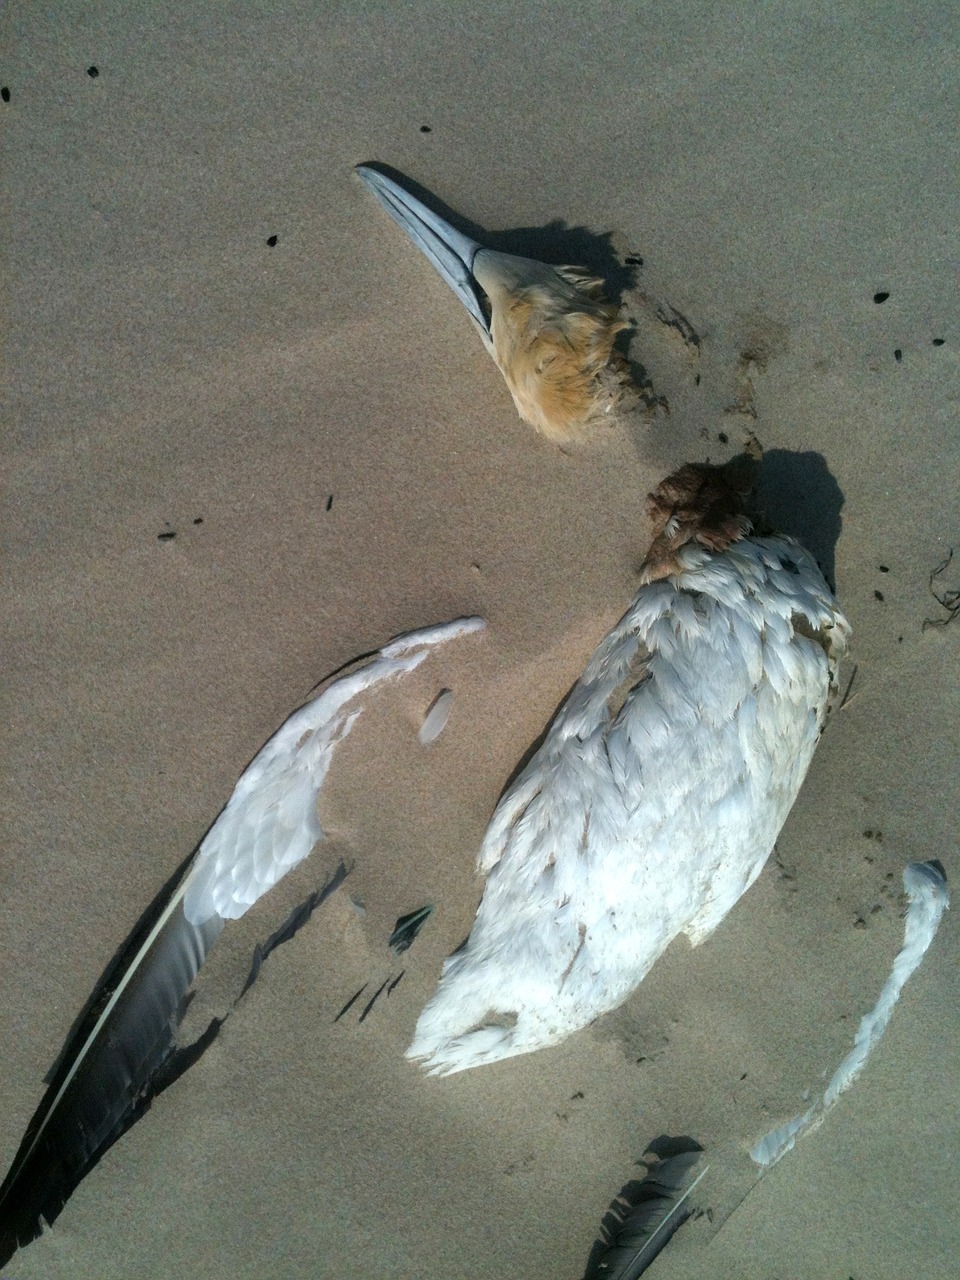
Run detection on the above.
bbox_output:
[409,535,850,1073]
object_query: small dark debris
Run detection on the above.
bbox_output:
[326,494,333,511]
[932,338,945,347]
[358,977,391,1023]
[873,291,889,304]
[854,916,867,930]
[266,234,278,247]
[158,528,176,542]
[775,852,796,883]
[570,1090,585,1100]
[718,432,728,444]
[625,255,644,266]
[387,972,404,995]
[874,589,885,601]
[898,635,903,643]
[863,830,874,838]
[388,904,434,955]
[1,87,10,103]
[837,661,859,712]
[419,124,432,133]
[740,1072,748,1081]
[694,373,701,386]
[334,984,368,1022]
[87,65,99,78]
[879,564,889,573]
[923,549,960,630]
[193,516,203,525]
[894,348,902,363]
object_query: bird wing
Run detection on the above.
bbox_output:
[0,616,484,1264]
[0,887,224,1264]
[751,860,948,1169]
[183,616,485,923]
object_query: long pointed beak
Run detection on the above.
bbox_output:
[356,165,491,338]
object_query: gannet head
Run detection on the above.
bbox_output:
[356,164,636,444]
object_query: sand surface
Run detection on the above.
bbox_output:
[2,3,958,1277]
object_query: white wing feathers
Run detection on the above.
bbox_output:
[0,616,484,1262]
[183,616,485,925]
[751,860,948,1168]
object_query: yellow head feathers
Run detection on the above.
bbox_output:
[474,254,633,443]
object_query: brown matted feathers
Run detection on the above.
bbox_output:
[473,253,635,443]
[640,462,755,581]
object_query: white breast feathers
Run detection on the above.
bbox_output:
[408,536,850,1074]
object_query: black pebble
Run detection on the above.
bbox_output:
[158,529,176,542]
[87,65,99,78]
[718,431,728,444]
[419,124,432,133]
[326,494,333,511]
[873,291,889,304]
[932,338,944,347]
[193,516,203,525]
[266,234,278,247]
[625,255,644,266]
[1,87,10,103]
[874,589,884,601]
[894,348,902,362]
[879,564,889,572]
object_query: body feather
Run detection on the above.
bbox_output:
[409,468,850,1073]
[590,1150,707,1279]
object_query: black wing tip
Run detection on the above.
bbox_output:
[585,1140,707,1280]
[0,900,221,1267]
[0,861,350,1269]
